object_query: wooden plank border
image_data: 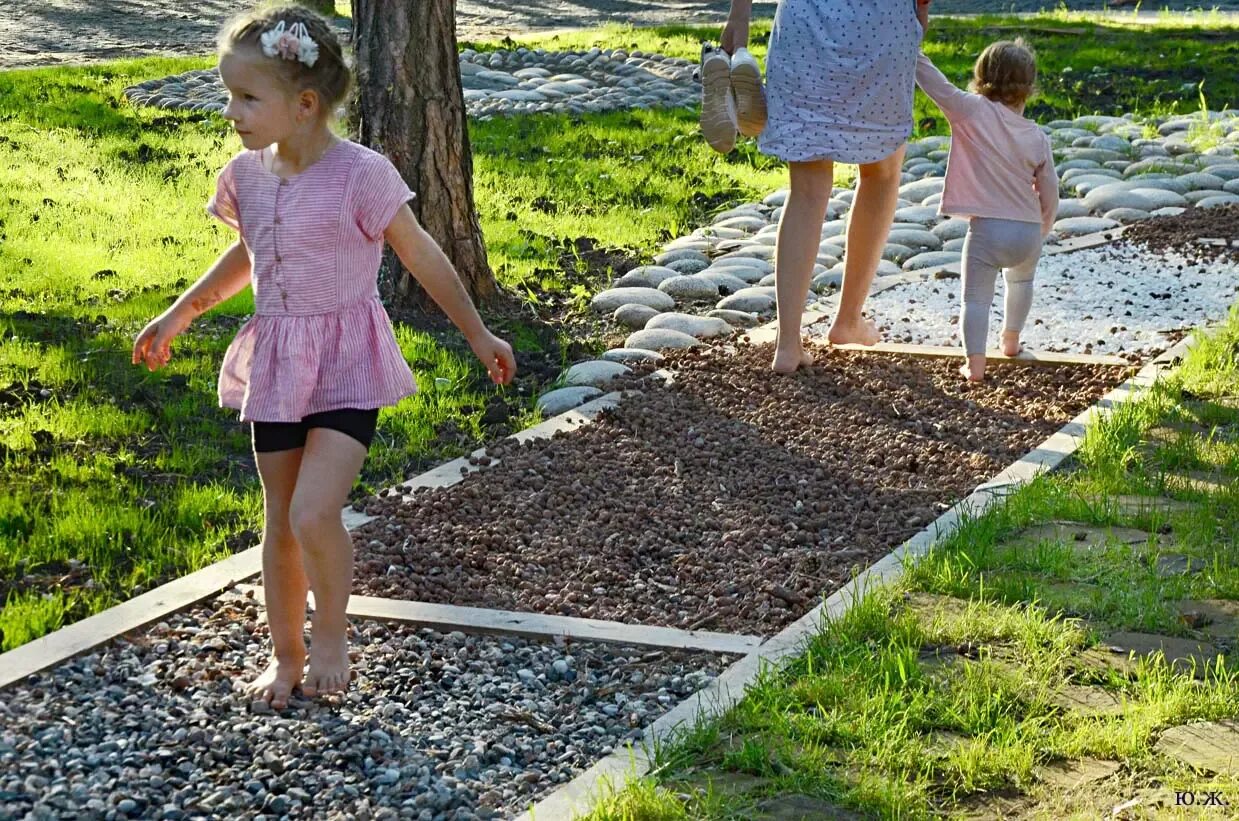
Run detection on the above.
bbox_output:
[0,392,627,691]
[238,586,760,655]
[526,332,1194,821]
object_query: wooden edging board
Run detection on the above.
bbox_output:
[0,391,627,691]
[239,585,760,656]
[524,330,1195,821]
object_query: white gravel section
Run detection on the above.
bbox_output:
[816,243,1239,359]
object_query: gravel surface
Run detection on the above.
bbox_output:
[1124,203,1239,265]
[351,343,1126,637]
[825,243,1239,358]
[0,590,729,820]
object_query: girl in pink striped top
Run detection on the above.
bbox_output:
[132,5,516,709]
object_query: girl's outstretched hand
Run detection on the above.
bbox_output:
[132,311,190,371]
[720,16,749,55]
[468,330,516,386]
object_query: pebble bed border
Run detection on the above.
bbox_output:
[524,329,1199,819]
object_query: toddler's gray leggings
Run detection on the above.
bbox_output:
[959,217,1043,356]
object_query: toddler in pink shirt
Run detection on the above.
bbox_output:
[915,38,1059,381]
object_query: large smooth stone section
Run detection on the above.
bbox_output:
[614,303,661,329]
[614,266,678,288]
[1052,216,1120,236]
[658,275,720,300]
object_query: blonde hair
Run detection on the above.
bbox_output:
[218,4,351,111]
[970,39,1037,106]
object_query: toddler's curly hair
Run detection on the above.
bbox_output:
[218,4,351,110]
[970,39,1037,106]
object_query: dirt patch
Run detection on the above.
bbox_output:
[1123,204,1239,265]
[350,341,1129,636]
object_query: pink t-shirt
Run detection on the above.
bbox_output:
[915,53,1058,234]
[207,140,417,422]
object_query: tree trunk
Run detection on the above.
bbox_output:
[351,0,496,307]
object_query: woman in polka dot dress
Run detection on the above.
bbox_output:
[722,0,928,372]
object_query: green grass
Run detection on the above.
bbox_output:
[581,311,1239,818]
[1,15,1234,650]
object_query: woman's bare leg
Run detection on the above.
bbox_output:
[772,159,833,373]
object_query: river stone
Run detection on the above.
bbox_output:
[1183,189,1222,204]
[1225,179,1239,194]
[1057,158,1101,174]
[763,189,790,207]
[654,249,710,267]
[759,273,777,287]
[512,67,552,79]
[941,237,966,252]
[1062,147,1124,163]
[1104,207,1151,222]
[931,219,970,241]
[887,228,942,250]
[1177,172,1226,190]
[492,89,547,102]
[712,215,768,233]
[564,360,631,388]
[1082,187,1158,212]
[903,251,962,271]
[1053,216,1120,236]
[697,226,748,240]
[717,291,776,313]
[536,386,602,416]
[1208,166,1239,182]
[899,178,947,203]
[1061,167,1121,185]
[812,271,844,290]
[601,348,664,364]
[1091,134,1133,153]
[591,287,676,313]
[625,328,702,351]
[1197,193,1239,208]
[707,309,760,328]
[1129,188,1190,209]
[614,303,661,329]
[1055,198,1090,219]
[1150,206,1187,217]
[712,256,774,274]
[717,245,776,262]
[665,257,709,274]
[614,266,678,289]
[1123,159,1196,177]
[703,264,765,284]
[1070,174,1133,195]
[694,270,750,295]
[658,275,719,300]
[1105,209,1149,225]
[645,312,731,338]
[894,205,940,226]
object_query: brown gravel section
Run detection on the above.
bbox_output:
[352,342,1129,637]
[1123,204,1239,265]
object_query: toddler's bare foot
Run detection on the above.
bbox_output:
[771,340,815,374]
[302,633,351,698]
[1001,331,1022,358]
[960,360,986,382]
[245,656,303,710]
[826,317,880,347]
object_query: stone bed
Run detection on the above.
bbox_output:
[0,589,731,820]
[123,47,697,119]
[823,241,1239,358]
[350,343,1127,637]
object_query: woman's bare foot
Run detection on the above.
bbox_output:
[960,355,986,382]
[1001,331,1022,358]
[826,316,880,347]
[302,632,351,698]
[245,656,303,710]
[771,340,815,374]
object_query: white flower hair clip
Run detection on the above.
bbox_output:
[260,21,319,67]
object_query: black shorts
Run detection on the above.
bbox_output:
[251,408,380,453]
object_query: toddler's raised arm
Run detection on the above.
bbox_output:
[915,52,978,122]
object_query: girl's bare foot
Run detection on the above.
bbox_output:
[245,656,303,710]
[771,340,815,374]
[302,632,351,697]
[1001,331,1022,357]
[826,316,880,347]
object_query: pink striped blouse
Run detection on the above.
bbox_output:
[207,140,417,423]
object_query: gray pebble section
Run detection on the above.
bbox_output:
[0,590,730,820]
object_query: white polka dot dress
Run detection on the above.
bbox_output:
[759,0,923,165]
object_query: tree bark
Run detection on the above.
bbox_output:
[351,0,496,306]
